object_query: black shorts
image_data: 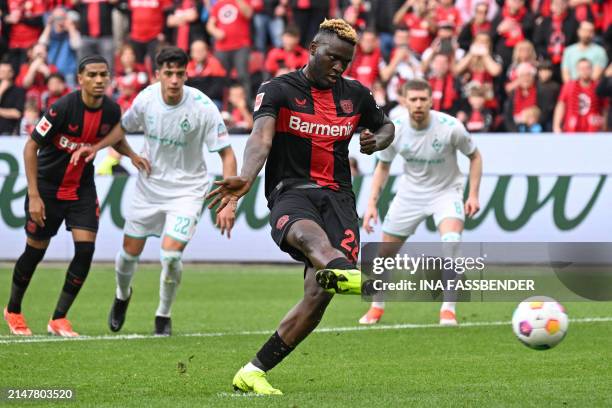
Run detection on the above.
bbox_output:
[24,193,100,240]
[269,187,360,266]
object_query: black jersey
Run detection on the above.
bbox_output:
[31,91,121,200]
[253,69,386,200]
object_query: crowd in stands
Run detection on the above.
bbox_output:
[0,0,611,136]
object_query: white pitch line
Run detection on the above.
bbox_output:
[1,317,611,345]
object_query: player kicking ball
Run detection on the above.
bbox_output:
[359,79,482,326]
[3,56,149,337]
[72,47,237,336]
[207,19,395,395]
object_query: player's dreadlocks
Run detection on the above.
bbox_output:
[318,19,357,45]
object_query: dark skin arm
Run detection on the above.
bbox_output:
[358,114,394,155]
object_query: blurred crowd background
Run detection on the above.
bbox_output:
[0,0,611,137]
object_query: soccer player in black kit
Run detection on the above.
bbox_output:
[3,56,149,337]
[208,19,395,394]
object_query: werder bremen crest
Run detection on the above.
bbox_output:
[432,138,442,152]
[180,116,192,133]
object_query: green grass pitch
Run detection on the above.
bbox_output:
[1,264,612,407]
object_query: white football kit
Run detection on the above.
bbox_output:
[377,110,476,237]
[121,83,230,242]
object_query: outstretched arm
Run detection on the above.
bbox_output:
[215,146,238,238]
[206,115,276,211]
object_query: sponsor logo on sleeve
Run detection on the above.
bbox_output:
[254,92,265,112]
[35,117,52,136]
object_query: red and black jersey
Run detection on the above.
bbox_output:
[76,0,115,38]
[30,91,121,200]
[253,69,386,200]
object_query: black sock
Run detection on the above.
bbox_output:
[52,242,94,320]
[7,244,47,313]
[251,331,294,372]
[325,257,354,270]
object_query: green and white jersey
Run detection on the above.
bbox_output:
[377,110,476,195]
[122,83,230,199]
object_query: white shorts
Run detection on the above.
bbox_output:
[124,191,204,243]
[382,186,465,238]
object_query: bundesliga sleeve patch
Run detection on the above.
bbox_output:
[254,93,265,112]
[35,117,52,136]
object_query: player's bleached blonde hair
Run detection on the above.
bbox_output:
[318,19,357,45]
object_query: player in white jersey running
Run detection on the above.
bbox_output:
[72,47,237,335]
[360,78,482,326]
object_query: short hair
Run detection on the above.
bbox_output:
[402,78,432,96]
[156,46,189,69]
[78,54,108,73]
[317,19,357,45]
[284,24,301,38]
[46,72,66,85]
[577,57,592,66]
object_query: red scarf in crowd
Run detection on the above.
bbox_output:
[513,85,537,120]
[471,21,492,36]
[501,5,527,47]
[548,12,567,64]
[429,74,457,112]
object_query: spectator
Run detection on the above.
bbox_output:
[561,21,608,83]
[532,0,578,82]
[41,73,70,112]
[568,0,603,27]
[290,0,329,48]
[435,0,462,30]
[74,0,117,73]
[536,59,560,130]
[457,83,494,132]
[223,82,253,132]
[368,0,404,61]
[517,106,543,133]
[553,58,607,133]
[207,0,253,100]
[4,0,46,69]
[128,0,173,64]
[421,22,465,73]
[456,0,499,24]
[454,32,503,110]
[114,43,149,95]
[503,62,541,131]
[38,7,81,88]
[166,0,206,53]
[343,0,369,33]
[458,1,492,52]
[504,40,537,94]
[380,27,423,102]
[185,39,227,106]
[596,63,612,129]
[427,53,460,114]
[251,0,287,52]
[116,76,139,112]
[0,60,25,135]
[344,29,383,90]
[19,99,40,137]
[15,44,58,111]
[393,0,436,57]
[491,0,535,69]
[264,25,308,79]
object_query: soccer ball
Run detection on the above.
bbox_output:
[511,296,569,350]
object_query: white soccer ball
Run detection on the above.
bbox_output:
[511,296,569,350]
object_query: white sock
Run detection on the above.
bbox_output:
[156,250,183,317]
[116,250,139,300]
[372,301,385,309]
[441,302,456,313]
[243,362,264,373]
